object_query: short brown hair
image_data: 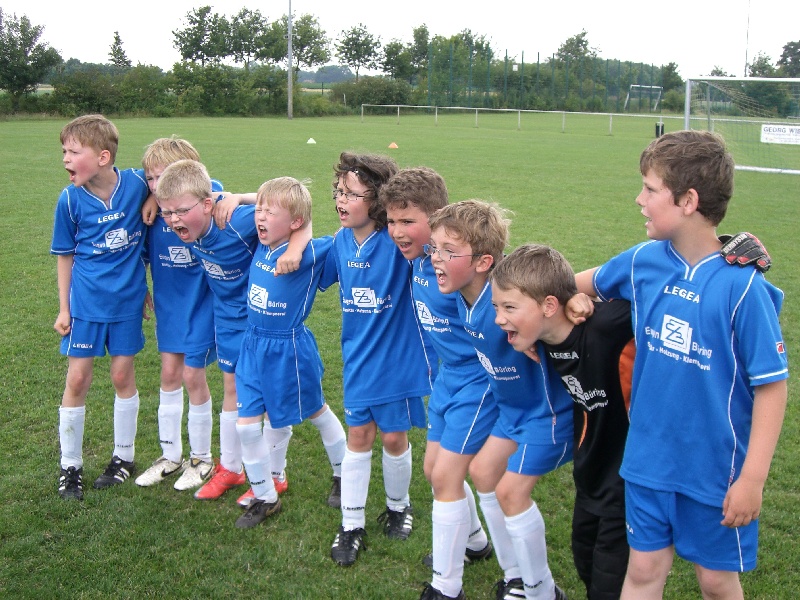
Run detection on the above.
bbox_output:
[639,130,734,226]
[156,159,211,202]
[333,152,399,230]
[60,114,119,163]
[380,167,448,216]
[427,200,510,266]
[257,177,312,224]
[491,243,577,306]
[142,136,201,171]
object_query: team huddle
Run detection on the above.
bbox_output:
[52,114,788,600]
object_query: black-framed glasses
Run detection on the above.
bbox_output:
[333,189,370,202]
[423,244,482,262]
[159,201,200,219]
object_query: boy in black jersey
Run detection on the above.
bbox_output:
[490,243,633,600]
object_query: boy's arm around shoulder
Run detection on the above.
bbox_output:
[721,379,787,528]
[276,218,313,276]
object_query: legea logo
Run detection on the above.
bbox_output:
[352,287,377,308]
[249,284,268,309]
[168,246,192,264]
[416,301,434,326]
[660,314,692,354]
[105,228,129,249]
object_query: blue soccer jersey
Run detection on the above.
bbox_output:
[191,205,257,330]
[593,241,789,506]
[144,179,222,354]
[320,227,434,408]
[51,167,149,322]
[457,280,573,446]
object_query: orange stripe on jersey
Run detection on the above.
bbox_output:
[618,339,636,415]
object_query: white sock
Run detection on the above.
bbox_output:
[113,392,139,462]
[158,387,184,462]
[431,498,470,597]
[237,421,278,503]
[341,447,372,530]
[187,398,212,462]
[310,407,346,477]
[505,502,555,599]
[219,410,241,473]
[478,490,521,581]
[383,443,412,511]
[59,405,85,469]
[263,421,292,479]
[464,481,489,551]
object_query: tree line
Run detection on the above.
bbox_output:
[1,7,799,118]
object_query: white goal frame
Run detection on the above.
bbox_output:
[624,85,663,111]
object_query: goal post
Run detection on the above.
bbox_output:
[624,85,663,111]
[684,76,800,175]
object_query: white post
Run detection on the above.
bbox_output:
[609,114,613,136]
[397,105,400,125]
[287,0,293,120]
[475,109,478,128]
[684,80,692,130]
[518,110,521,131]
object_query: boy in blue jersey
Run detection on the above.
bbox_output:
[574,130,788,599]
[233,177,347,528]
[492,244,634,600]
[134,137,219,491]
[321,152,435,567]
[382,168,495,600]
[428,201,571,600]
[52,114,151,500]
[155,159,309,505]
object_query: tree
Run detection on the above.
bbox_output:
[660,62,683,91]
[336,23,380,82]
[381,39,413,81]
[264,14,330,74]
[556,30,598,62]
[709,66,732,77]
[108,31,131,68]
[748,52,776,77]
[229,8,271,72]
[172,6,230,66]
[0,10,62,111]
[777,40,800,77]
[410,24,429,77]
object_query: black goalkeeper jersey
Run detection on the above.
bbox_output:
[542,300,634,517]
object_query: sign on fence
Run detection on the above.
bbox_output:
[761,124,800,145]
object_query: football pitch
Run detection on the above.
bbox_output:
[0,114,796,598]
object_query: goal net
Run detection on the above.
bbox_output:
[684,77,800,174]
[625,85,663,112]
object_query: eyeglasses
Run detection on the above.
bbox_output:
[333,189,370,202]
[423,244,482,262]
[159,201,200,219]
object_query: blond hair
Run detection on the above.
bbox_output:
[427,199,510,265]
[257,177,312,224]
[491,244,577,305]
[155,159,211,201]
[142,136,201,171]
[60,114,119,163]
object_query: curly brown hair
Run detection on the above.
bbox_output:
[333,152,399,230]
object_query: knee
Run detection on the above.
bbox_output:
[381,431,408,455]
[695,567,741,599]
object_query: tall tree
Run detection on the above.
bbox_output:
[410,24,429,76]
[336,23,380,82]
[777,40,800,77]
[556,30,598,62]
[381,39,413,81]
[229,8,271,72]
[748,52,776,77]
[0,10,62,111]
[172,6,230,66]
[263,14,330,73]
[660,62,683,91]
[108,31,132,68]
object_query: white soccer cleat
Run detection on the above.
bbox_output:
[135,457,185,487]
[174,457,214,491]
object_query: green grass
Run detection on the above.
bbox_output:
[0,115,797,599]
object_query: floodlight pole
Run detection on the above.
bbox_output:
[287,0,293,119]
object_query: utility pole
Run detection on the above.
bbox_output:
[287,0,293,119]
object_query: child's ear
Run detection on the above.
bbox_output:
[290,216,305,231]
[202,197,215,212]
[98,149,112,166]
[475,254,495,274]
[542,295,560,317]
[680,188,700,216]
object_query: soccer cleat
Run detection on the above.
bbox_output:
[423,539,494,568]
[135,456,185,487]
[327,475,341,508]
[58,466,84,500]
[234,497,282,529]
[93,456,135,489]
[553,584,568,600]
[192,463,246,500]
[174,457,214,491]
[330,526,367,566]
[493,578,525,600]
[377,504,413,540]
[236,476,288,508]
[419,582,466,600]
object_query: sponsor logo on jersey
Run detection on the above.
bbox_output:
[476,349,495,376]
[98,211,124,223]
[660,314,692,354]
[416,301,434,326]
[168,246,192,264]
[777,341,785,354]
[105,228,129,249]
[201,259,225,277]
[663,285,700,303]
[352,287,377,308]
[249,284,268,309]
[561,374,608,410]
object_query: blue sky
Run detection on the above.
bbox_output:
[4,0,798,78]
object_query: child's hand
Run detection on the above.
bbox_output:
[212,193,239,230]
[142,194,158,226]
[721,475,763,528]
[565,293,595,324]
[143,291,154,321]
[54,310,71,336]
[275,248,302,275]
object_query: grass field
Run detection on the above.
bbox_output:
[0,114,797,599]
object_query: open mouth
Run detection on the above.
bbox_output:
[65,168,76,182]
[337,206,349,218]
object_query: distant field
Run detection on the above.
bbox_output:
[0,115,796,599]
